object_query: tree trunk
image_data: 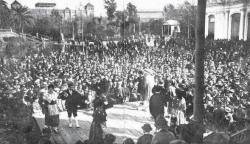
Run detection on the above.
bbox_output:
[193,0,206,143]
[188,19,190,39]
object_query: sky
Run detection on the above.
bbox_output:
[5,0,197,16]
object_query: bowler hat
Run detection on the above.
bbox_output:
[141,123,152,132]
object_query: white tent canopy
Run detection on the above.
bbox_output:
[162,20,181,36]
[163,20,180,26]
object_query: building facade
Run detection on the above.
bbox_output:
[137,10,163,22]
[29,2,94,21]
[205,0,250,40]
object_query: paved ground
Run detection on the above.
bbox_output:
[33,102,156,144]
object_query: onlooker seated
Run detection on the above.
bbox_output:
[136,123,153,144]
[151,115,176,144]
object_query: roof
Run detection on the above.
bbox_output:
[163,20,180,26]
[85,2,94,7]
[137,11,163,13]
[11,0,21,6]
[35,2,56,8]
[137,10,163,21]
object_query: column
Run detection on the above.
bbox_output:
[239,8,246,40]
[244,12,248,41]
[205,14,209,37]
[225,10,230,39]
[228,13,232,40]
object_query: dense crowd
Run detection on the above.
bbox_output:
[0,34,250,144]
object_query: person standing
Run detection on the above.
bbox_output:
[59,82,82,128]
[43,84,60,133]
[136,123,153,144]
[151,115,176,144]
[135,71,144,104]
[149,85,166,120]
[89,99,107,144]
[176,89,187,125]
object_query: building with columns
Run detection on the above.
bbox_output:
[205,0,250,40]
[29,2,94,20]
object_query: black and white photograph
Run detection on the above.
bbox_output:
[0,0,250,144]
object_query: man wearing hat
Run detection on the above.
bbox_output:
[137,123,153,144]
[149,83,167,120]
[151,115,175,144]
[59,82,82,128]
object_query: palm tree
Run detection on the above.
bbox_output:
[11,5,34,33]
[0,0,10,28]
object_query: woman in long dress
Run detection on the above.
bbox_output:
[89,97,107,144]
[176,94,187,125]
[43,84,60,133]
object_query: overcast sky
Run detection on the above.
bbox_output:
[5,0,197,16]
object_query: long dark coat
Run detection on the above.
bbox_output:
[149,92,165,120]
[151,130,175,144]
[136,134,153,144]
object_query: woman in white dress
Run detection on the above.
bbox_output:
[43,84,60,133]
[176,94,187,125]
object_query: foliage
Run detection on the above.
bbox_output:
[114,10,129,37]
[126,2,139,35]
[4,37,38,58]
[163,4,177,20]
[0,91,40,144]
[127,2,138,23]
[26,17,61,42]
[0,0,11,28]
[163,1,197,38]
[50,9,63,30]
[85,17,106,39]
[10,5,34,33]
[178,1,196,38]
[149,19,164,35]
[104,0,117,21]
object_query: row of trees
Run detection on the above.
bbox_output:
[104,0,139,38]
[104,0,197,38]
[0,0,197,39]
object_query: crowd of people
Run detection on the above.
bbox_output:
[0,34,250,144]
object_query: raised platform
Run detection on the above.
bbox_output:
[33,102,155,144]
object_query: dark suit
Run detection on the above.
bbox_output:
[151,130,175,144]
[149,92,165,120]
[59,89,82,117]
[136,134,153,144]
[149,86,166,120]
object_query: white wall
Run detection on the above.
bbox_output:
[214,13,227,39]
